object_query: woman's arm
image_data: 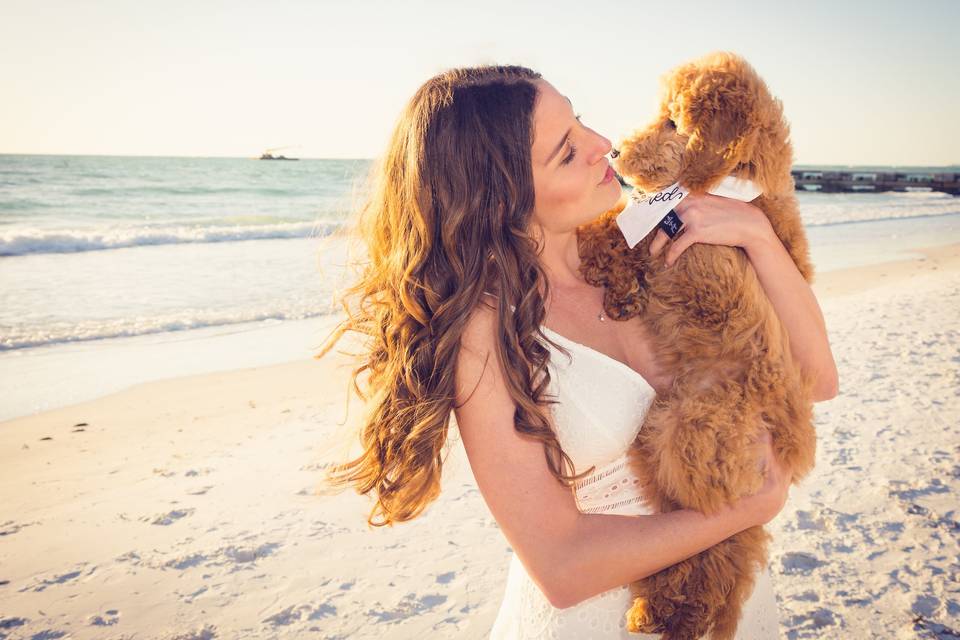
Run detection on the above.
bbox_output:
[654,195,839,402]
[454,304,788,609]
[741,220,839,401]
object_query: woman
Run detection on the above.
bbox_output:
[316,65,838,638]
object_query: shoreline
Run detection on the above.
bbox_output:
[809,240,959,297]
[1,240,957,427]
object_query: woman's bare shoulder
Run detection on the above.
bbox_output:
[455,298,502,406]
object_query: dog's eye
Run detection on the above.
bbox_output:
[666,119,677,130]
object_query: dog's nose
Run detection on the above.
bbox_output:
[610,149,620,158]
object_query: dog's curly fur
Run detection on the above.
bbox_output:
[576,51,818,639]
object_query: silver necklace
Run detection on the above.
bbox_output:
[556,287,607,322]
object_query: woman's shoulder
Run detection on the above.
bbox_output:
[455,296,511,409]
[462,298,497,345]
[458,294,500,365]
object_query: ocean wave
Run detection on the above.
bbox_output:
[803,210,960,228]
[70,185,314,197]
[0,220,344,256]
[0,306,339,352]
[0,197,54,210]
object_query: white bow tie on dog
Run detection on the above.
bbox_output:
[615,175,762,249]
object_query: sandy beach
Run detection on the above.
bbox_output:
[1,242,958,639]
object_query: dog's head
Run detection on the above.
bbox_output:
[613,51,793,195]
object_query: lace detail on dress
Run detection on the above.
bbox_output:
[573,455,649,516]
[499,552,643,640]
[538,325,656,474]
[518,556,560,639]
[492,551,781,640]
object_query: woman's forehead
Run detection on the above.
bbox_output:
[532,81,572,165]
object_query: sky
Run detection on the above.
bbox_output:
[1,0,957,166]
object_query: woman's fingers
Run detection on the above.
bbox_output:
[649,196,697,258]
[664,229,698,267]
[649,230,668,256]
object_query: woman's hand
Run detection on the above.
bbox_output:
[648,193,774,268]
[743,430,793,526]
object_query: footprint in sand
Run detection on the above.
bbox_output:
[160,623,217,639]
[88,609,119,626]
[912,615,960,639]
[178,585,209,604]
[366,593,448,623]
[263,602,337,627]
[786,608,839,636]
[0,521,33,537]
[18,563,96,593]
[186,485,214,496]
[889,478,949,502]
[0,617,28,632]
[164,553,208,571]
[795,510,829,531]
[780,552,826,576]
[155,542,281,573]
[222,542,281,564]
[436,571,456,584]
[146,508,195,526]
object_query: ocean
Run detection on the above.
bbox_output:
[0,154,367,351]
[1,153,959,421]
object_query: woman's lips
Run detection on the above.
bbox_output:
[600,164,616,184]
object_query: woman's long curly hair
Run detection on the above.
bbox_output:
[314,64,593,528]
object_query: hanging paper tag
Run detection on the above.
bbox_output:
[614,175,762,249]
[615,182,688,249]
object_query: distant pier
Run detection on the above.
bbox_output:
[790,168,959,196]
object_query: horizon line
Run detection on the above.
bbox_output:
[0,152,958,169]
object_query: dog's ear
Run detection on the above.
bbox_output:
[679,70,761,191]
[750,95,796,195]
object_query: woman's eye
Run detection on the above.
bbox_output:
[559,112,582,166]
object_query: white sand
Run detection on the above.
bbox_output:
[1,243,958,639]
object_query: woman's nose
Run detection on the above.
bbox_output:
[589,130,613,162]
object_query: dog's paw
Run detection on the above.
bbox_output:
[625,597,663,634]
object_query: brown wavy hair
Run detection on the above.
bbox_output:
[313,64,593,528]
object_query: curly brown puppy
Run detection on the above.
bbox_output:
[576,51,818,639]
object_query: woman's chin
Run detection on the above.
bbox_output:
[599,183,625,211]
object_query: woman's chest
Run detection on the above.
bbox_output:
[546,314,675,394]
[543,339,657,471]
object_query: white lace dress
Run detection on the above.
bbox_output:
[488,324,781,639]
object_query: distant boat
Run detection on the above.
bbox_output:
[259,146,299,161]
[259,152,298,161]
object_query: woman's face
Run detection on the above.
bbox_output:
[529,79,621,234]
